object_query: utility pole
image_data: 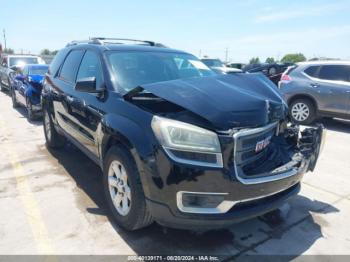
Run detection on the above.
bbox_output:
[199,49,202,58]
[225,47,229,63]
[3,29,6,50]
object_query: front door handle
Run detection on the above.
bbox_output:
[310,83,320,88]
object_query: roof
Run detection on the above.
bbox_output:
[67,43,189,55]
[65,37,189,54]
[5,54,40,58]
[103,44,188,54]
[297,60,350,66]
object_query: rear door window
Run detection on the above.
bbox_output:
[76,51,103,88]
[304,66,320,77]
[59,50,84,83]
[318,65,350,82]
[49,49,70,76]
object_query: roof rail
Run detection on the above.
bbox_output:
[66,37,166,47]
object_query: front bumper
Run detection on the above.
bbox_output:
[147,183,300,230]
[139,124,324,229]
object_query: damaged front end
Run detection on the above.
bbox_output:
[124,74,324,183]
[231,121,324,185]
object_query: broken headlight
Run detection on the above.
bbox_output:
[151,116,223,167]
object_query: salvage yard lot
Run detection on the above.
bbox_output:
[0,90,350,259]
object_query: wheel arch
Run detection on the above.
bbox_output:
[99,114,154,171]
[287,94,318,112]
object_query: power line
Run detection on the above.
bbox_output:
[3,29,6,50]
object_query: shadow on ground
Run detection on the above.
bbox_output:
[317,118,350,134]
[46,143,339,259]
[13,105,42,126]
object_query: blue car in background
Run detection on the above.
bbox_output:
[11,64,49,120]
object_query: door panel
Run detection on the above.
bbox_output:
[52,49,85,141]
[64,50,104,157]
[312,65,350,115]
[312,81,350,114]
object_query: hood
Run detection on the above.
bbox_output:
[28,74,44,83]
[130,74,287,130]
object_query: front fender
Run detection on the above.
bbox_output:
[100,114,154,161]
[99,114,156,198]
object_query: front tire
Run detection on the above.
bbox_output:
[103,146,153,231]
[289,98,316,125]
[26,98,34,121]
[43,108,66,148]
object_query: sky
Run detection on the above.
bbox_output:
[1,0,350,63]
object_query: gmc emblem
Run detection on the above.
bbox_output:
[255,136,272,152]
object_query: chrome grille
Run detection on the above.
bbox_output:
[233,122,278,182]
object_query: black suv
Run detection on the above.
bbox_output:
[42,38,324,231]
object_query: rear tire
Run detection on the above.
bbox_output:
[43,107,66,148]
[11,89,19,108]
[0,79,4,92]
[268,66,277,76]
[289,98,316,125]
[103,146,153,231]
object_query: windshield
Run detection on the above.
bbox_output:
[29,66,49,76]
[107,51,215,92]
[9,57,39,67]
[201,59,224,67]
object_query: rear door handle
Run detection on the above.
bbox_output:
[310,83,320,88]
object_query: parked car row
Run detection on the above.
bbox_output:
[0,39,324,232]
[243,62,294,85]
[0,54,48,120]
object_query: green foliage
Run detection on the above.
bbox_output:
[40,49,59,56]
[40,49,51,55]
[249,57,260,64]
[3,48,14,54]
[265,57,275,63]
[281,53,306,63]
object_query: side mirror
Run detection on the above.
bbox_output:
[2,63,7,68]
[75,77,101,93]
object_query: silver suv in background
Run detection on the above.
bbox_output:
[279,61,350,124]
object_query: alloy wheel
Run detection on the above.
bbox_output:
[291,102,310,122]
[108,160,132,216]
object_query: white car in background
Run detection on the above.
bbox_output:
[201,58,242,74]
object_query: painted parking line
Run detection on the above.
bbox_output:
[0,117,55,254]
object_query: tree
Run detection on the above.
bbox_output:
[265,57,275,64]
[40,49,59,56]
[249,57,260,64]
[40,49,51,55]
[3,48,14,54]
[281,53,306,63]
